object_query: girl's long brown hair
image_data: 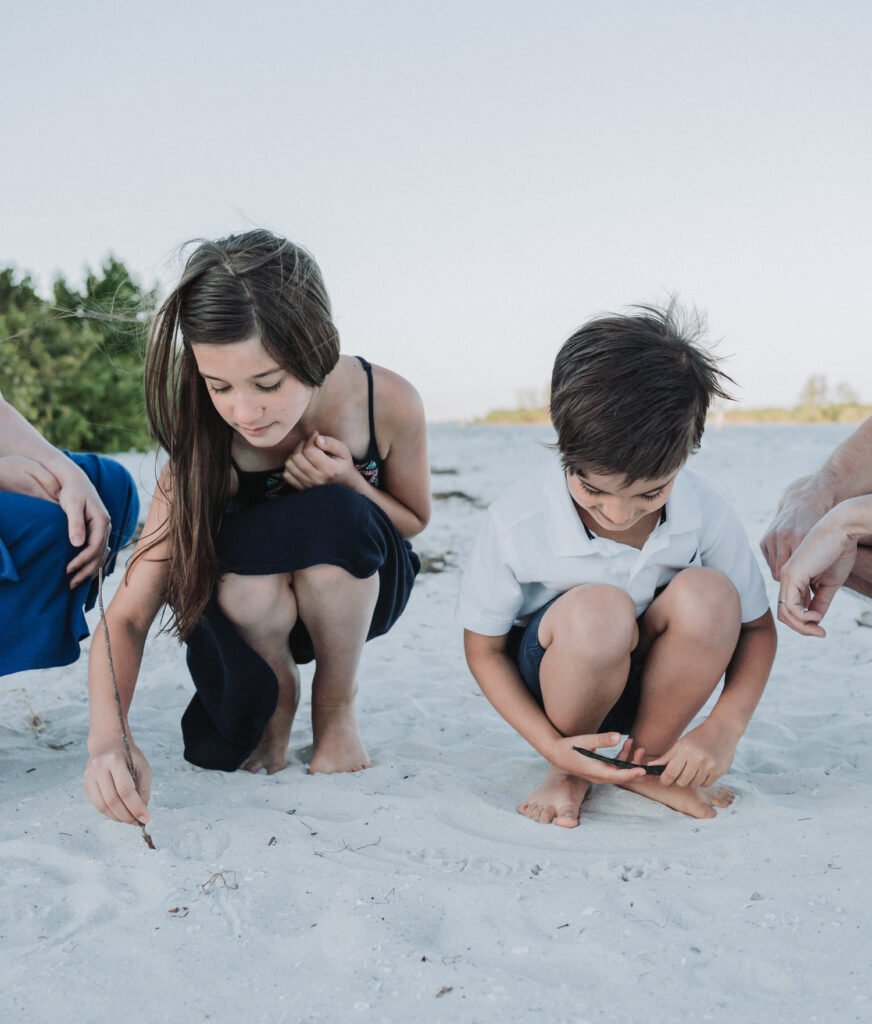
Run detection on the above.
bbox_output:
[135,230,340,640]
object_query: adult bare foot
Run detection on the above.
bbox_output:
[518,767,591,828]
[620,774,734,818]
[242,663,300,774]
[310,699,371,774]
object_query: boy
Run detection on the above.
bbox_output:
[459,304,776,826]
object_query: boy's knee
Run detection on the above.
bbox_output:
[540,584,637,656]
[665,568,740,637]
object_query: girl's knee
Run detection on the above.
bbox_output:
[217,572,295,627]
[294,563,378,595]
[540,584,637,656]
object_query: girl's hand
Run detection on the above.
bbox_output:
[646,719,738,788]
[550,733,647,785]
[84,741,152,825]
[283,432,356,490]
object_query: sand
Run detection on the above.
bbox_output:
[1,424,870,1024]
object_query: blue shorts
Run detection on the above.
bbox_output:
[505,594,644,735]
[0,452,139,676]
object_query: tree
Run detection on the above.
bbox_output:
[796,374,830,409]
[0,259,156,451]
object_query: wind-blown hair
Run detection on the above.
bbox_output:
[550,300,733,484]
[136,230,340,640]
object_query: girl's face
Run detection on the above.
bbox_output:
[192,334,313,445]
[566,467,677,532]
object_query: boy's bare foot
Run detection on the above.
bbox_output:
[518,767,591,828]
[620,774,734,818]
[310,699,371,774]
[242,663,301,775]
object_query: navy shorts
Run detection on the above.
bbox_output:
[505,594,644,735]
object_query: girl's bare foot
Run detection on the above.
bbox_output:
[242,663,301,774]
[518,767,591,828]
[620,774,734,818]
[310,699,371,774]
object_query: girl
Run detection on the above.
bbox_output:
[84,230,430,825]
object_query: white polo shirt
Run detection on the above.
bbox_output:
[458,456,770,636]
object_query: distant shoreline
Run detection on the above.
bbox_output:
[476,405,872,426]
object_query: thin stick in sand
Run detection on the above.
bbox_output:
[97,565,155,850]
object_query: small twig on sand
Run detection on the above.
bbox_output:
[97,565,155,850]
[201,870,239,893]
[10,688,45,735]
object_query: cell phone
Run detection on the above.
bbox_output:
[572,745,665,775]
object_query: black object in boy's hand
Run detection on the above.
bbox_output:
[572,745,666,775]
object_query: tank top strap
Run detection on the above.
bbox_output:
[355,356,380,463]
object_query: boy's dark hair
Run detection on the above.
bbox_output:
[550,300,733,484]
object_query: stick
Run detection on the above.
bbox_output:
[97,564,155,849]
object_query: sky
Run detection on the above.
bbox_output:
[2,0,870,421]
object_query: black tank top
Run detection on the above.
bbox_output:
[229,356,382,507]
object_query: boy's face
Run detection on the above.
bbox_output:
[566,467,677,533]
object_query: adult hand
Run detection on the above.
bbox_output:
[52,460,112,587]
[83,741,152,825]
[777,506,859,637]
[0,455,61,502]
[760,476,833,581]
[550,733,647,785]
[646,718,738,788]
[283,432,356,490]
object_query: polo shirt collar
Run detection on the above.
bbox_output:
[544,461,702,556]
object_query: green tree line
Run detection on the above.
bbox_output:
[0,259,156,451]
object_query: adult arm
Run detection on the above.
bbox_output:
[761,416,872,580]
[649,610,777,787]
[463,630,646,785]
[777,495,872,636]
[282,367,431,538]
[0,390,111,585]
[83,473,169,824]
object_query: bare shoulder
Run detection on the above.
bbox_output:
[369,363,426,431]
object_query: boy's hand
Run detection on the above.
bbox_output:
[283,432,356,490]
[84,741,152,825]
[646,719,738,788]
[551,733,648,785]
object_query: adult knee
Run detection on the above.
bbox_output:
[540,584,637,661]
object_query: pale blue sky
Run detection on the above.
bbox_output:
[3,0,870,420]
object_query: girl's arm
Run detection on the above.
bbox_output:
[283,366,431,538]
[649,610,777,787]
[464,630,645,784]
[83,474,170,825]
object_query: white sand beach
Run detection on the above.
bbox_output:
[1,423,870,1024]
